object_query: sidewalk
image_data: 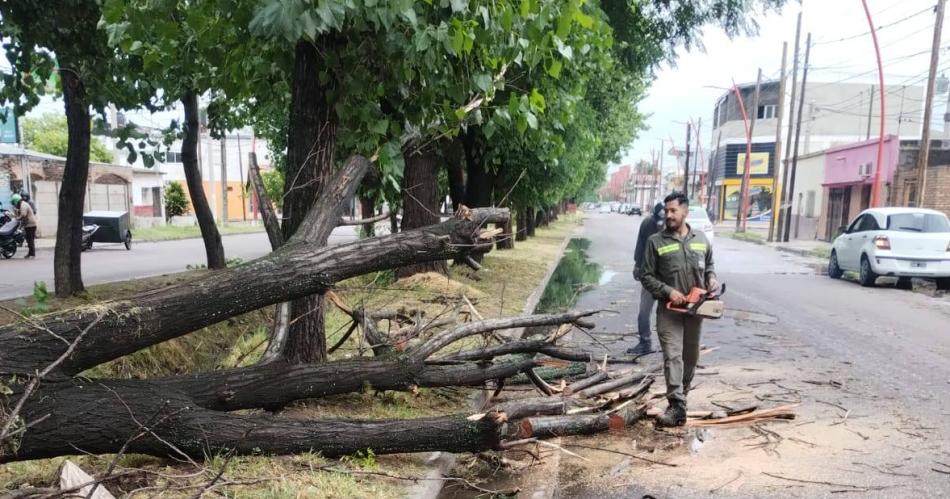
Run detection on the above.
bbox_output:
[716,221,831,260]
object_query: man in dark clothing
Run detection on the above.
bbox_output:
[641,192,719,427]
[629,202,664,355]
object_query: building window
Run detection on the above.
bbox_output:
[757,104,777,120]
[141,187,152,205]
[165,151,184,163]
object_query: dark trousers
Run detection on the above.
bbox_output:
[25,226,36,256]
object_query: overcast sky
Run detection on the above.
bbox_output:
[614,0,950,176]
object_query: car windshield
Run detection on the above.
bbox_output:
[885,212,950,233]
[687,207,710,221]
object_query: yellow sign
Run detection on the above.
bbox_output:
[736,152,770,175]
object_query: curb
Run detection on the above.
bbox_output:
[415,224,578,499]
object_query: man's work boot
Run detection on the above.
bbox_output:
[625,341,653,356]
[655,402,687,428]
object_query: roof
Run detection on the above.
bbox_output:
[132,168,165,175]
[0,144,66,161]
[861,207,947,216]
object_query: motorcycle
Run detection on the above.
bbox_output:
[81,223,100,251]
[0,212,24,259]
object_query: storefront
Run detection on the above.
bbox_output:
[720,177,775,221]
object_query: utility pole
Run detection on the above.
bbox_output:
[866,85,875,140]
[783,33,812,243]
[777,13,802,240]
[683,122,691,200]
[657,139,664,203]
[768,42,788,243]
[220,136,228,225]
[693,118,702,199]
[737,68,763,233]
[236,133,247,221]
[916,0,946,207]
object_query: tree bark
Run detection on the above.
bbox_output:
[525,207,536,236]
[53,63,90,297]
[181,91,227,270]
[5,311,605,462]
[444,137,466,213]
[359,194,375,238]
[397,141,447,278]
[247,152,284,250]
[281,39,339,364]
[462,131,492,209]
[496,211,514,250]
[0,207,509,378]
[515,208,528,241]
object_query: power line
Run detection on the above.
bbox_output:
[813,5,934,46]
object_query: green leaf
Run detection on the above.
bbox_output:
[546,59,562,78]
[474,73,492,92]
[573,10,594,29]
[370,119,389,135]
[525,111,538,129]
[450,0,469,13]
[501,5,513,30]
[529,88,545,113]
[520,0,531,18]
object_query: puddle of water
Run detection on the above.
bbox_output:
[599,270,617,286]
[534,238,604,314]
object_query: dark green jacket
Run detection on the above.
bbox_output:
[640,224,716,300]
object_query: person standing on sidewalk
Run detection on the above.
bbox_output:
[12,194,37,259]
[640,192,719,427]
[629,202,665,355]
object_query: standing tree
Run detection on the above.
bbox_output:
[163,181,190,220]
[22,114,113,162]
[0,0,153,296]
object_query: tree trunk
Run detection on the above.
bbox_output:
[53,64,90,297]
[181,91,227,270]
[515,208,527,241]
[281,40,338,363]
[535,207,546,229]
[389,211,399,234]
[525,206,536,237]
[0,208,508,377]
[496,212,514,250]
[398,142,447,277]
[444,137,466,212]
[462,132,492,209]
[359,194,375,238]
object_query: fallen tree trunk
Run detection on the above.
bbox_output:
[0,202,510,378]
[6,344,652,463]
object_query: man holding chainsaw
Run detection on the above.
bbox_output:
[641,192,720,427]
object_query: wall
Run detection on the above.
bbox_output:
[823,136,899,187]
[786,153,825,240]
[179,180,255,222]
[891,164,950,217]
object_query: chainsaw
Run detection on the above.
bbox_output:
[665,283,726,319]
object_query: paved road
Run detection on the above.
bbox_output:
[559,212,950,498]
[0,227,362,299]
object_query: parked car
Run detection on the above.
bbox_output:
[628,206,642,216]
[828,207,950,289]
[687,206,714,244]
[598,203,611,214]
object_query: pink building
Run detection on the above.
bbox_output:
[819,135,899,240]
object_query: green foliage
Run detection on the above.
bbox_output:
[187,257,244,270]
[22,114,113,163]
[18,282,50,317]
[535,239,602,313]
[260,169,285,210]
[163,181,190,219]
[341,449,378,469]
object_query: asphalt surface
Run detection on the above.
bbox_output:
[0,226,362,300]
[557,212,950,498]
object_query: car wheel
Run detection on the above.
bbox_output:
[937,277,950,291]
[859,255,877,287]
[828,251,843,279]
[1,246,14,259]
[124,231,132,250]
[896,277,913,290]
